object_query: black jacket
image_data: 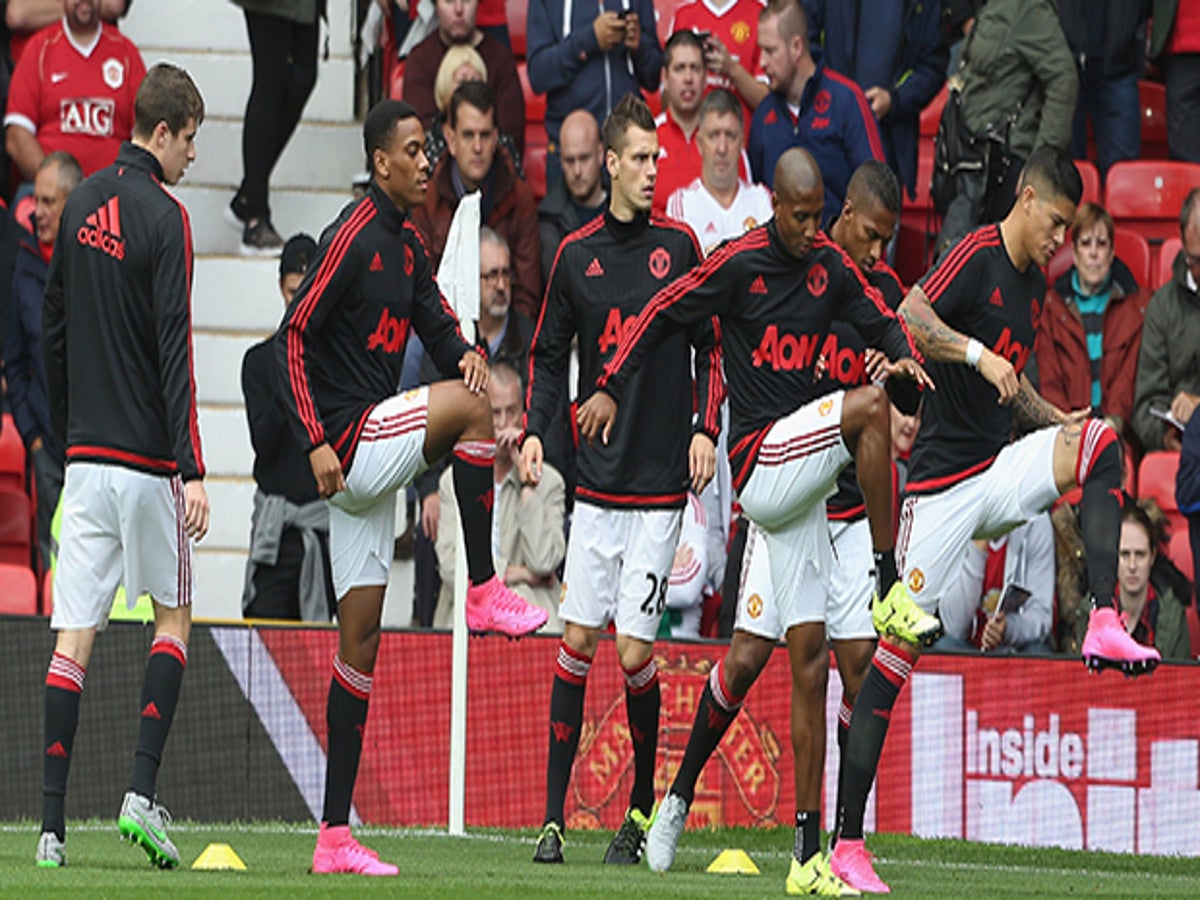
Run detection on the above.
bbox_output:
[6,230,57,456]
[44,142,205,480]
[1058,0,1150,78]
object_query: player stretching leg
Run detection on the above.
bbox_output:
[279,100,547,876]
[523,94,721,866]
[830,146,1157,894]
[581,148,934,894]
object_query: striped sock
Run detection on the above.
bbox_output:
[322,655,373,827]
[543,642,591,827]
[623,657,660,818]
[670,660,745,805]
[43,653,86,841]
[130,635,187,799]
[451,440,498,586]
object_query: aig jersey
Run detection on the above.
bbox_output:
[825,261,905,521]
[600,222,916,492]
[278,181,472,471]
[5,22,145,176]
[526,210,720,509]
[907,224,1045,495]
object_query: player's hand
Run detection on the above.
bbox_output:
[977,348,1018,404]
[593,11,626,52]
[1165,427,1183,453]
[495,425,523,465]
[688,432,716,494]
[1061,405,1092,426]
[622,11,640,49]
[309,443,345,498]
[864,86,892,120]
[1170,390,1200,427]
[981,610,1006,652]
[703,34,732,75]
[577,390,617,446]
[421,492,441,542]
[879,356,935,391]
[459,350,489,394]
[520,435,544,485]
[182,479,209,542]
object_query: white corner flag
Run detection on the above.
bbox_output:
[438,191,481,327]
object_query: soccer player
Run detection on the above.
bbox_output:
[828,145,1158,894]
[522,93,721,866]
[38,62,207,870]
[579,147,934,893]
[644,161,923,895]
[277,98,548,876]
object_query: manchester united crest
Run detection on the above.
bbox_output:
[731,21,751,44]
[102,58,125,90]
[648,246,671,280]
[908,568,926,593]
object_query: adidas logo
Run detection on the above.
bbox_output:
[141,702,161,720]
[749,275,768,294]
[369,250,384,272]
[46,741,67,758]
[77,195,125,260]
[585,257,604,277]
[988,287,1003,307]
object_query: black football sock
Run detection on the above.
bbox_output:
[623,657,660,819]
[322,655,372,827]
[670,660,745,805]
[1077,422,1123,606]
[839,639,915,840]
[130,635,187,799]
[795,809,820,862]
[873,549,898,597]
[544,642,591,827]
[451,441,498,586]
[832,693,853,845]
[43,653,86,841]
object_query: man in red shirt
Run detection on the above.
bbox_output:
[5,0,145,181]
[670,0,768,121]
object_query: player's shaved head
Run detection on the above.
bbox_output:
[773,147,823,199]
[846,160,901,216]
[1018,145,1083,207]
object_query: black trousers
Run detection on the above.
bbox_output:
[237,10,320,221]
[1164,53,1200,164]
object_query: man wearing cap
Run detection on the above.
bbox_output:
[240,233,336,620]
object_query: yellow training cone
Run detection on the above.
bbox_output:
[191,842,247,870]
[706,848,760,875]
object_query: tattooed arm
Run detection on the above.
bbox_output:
[1013,373,1092,434]
[899,285,1020,404]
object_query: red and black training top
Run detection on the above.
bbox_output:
[277,181,472,472]
[906,223,1046,496]
[599,221,917,493]
[526,210,721,510]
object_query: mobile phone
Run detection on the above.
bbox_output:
[615,9,630,18]
[695,30,711,42]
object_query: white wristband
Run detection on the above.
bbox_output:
[965,338,983,370]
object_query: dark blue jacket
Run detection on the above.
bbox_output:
[748,61,885,226]
[527,0,662,147]
[5,230,58,457]
[804,0,947,199]
[1178,410,1200,516]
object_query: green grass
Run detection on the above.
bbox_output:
[4,821,1200,897]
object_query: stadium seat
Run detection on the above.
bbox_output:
[1168,526,1194,584]
[1113,227,1151,288]
[919,85,947,138]
[0,562,37,615]
[1139,451,1181,513]
[0,489,31,567]
[653,0,680,44]
[1105,160,1200,243]
[0,414,25,493]
[507,0,527,58]
[894,219,935,288]
[1139,80,1169,160]
[525,143,547,202]
[1157,236,1182,290]
[1076,160,1101,207]
[518,62,545,124]
[389,57,405,102]
[904,146,935,214]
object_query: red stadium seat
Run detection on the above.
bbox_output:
[0,562,37,615]
[506,0,527,58]
[919,85,947,138]
[1076,160,1101,207]
[1139,451,1181,513]
[0,415,25,493]
[653,0,680,44]
[518,62,545,123]
[1105,160,1200,243]
[1168,526,1194,584]
[894,219,935,289]
[0,489,31,567]
[1157,237,1182,290]
[1113,227,1151,288]
[525,143,547,202]
[904,145,935,214]
[389,57,405,101]
[1139,80,1168,160]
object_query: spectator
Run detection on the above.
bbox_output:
[670,0,769,120]
[1057,0,1148,179]
[1178,409,1200,593]
[403,0,525,160]
[665,88,770,255]
[4,150,80,571]
[422,45,523,174]
[935,512,1056,654]
[410,81,542,318]
[1112,502,1191,660]
[1035,202,1148,450]
[537,108,607,281]
[5,0,145,181]
[934,0,1077,251]
[225,0,324,257]
[803,0,947,205]
[5,0,127,67]
[1150,0,1200,163]
[526,0,662,188]
[434,360,566,632]
[240,233,336,622]
[475,226,534,374]
[1132,188,1200,452]
[652,30,706,213]
[748,0,885,225]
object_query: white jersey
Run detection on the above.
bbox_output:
[665,177,774,256]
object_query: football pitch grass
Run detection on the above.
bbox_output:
[4,820,1200,897]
